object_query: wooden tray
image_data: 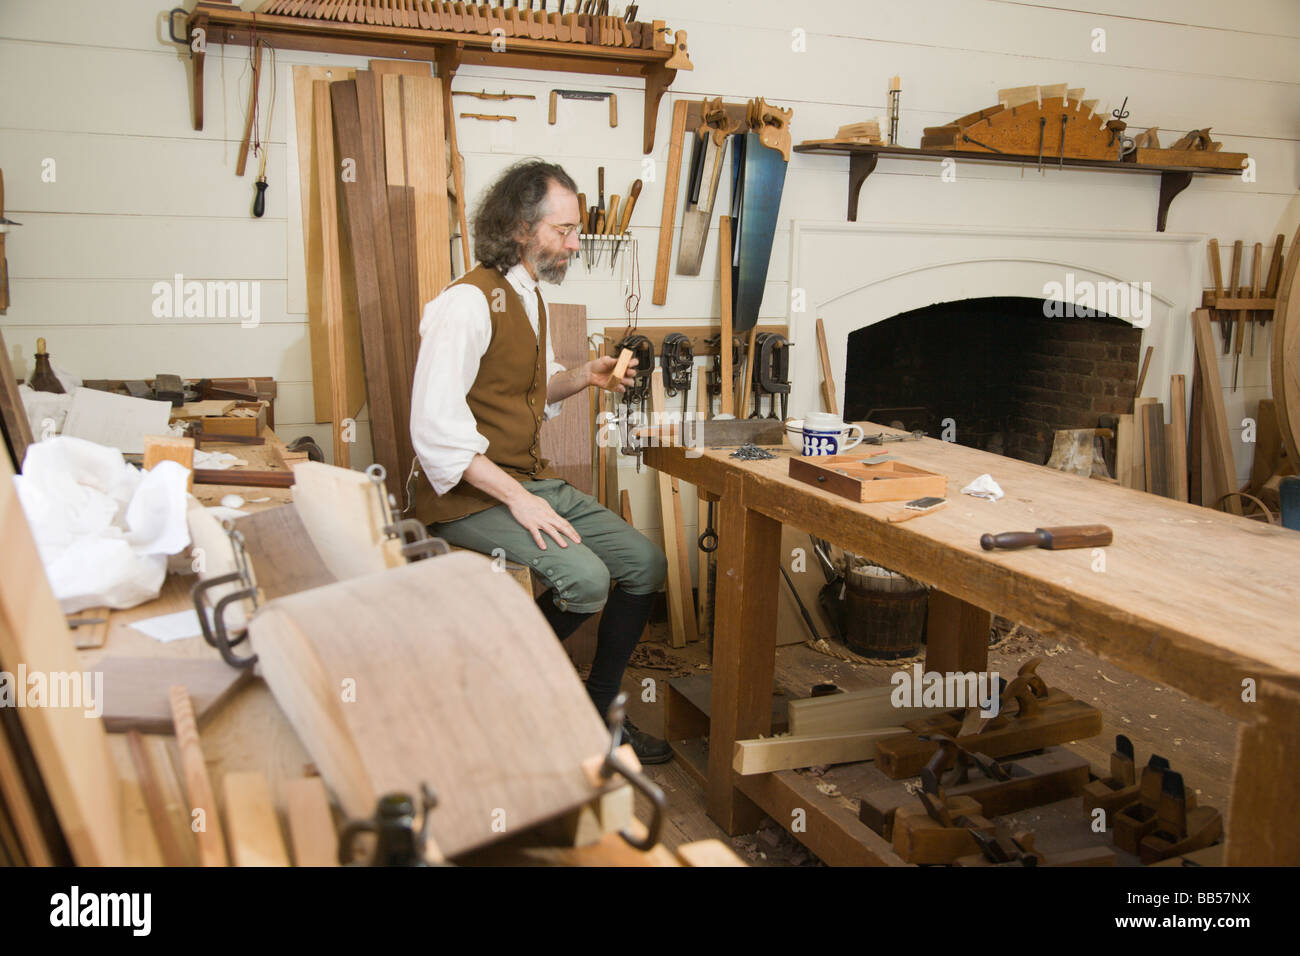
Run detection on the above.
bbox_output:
[788,455,946,503]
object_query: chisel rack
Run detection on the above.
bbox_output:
[173,1,692,153]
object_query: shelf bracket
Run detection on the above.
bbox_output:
[1156,170,1193,233]
[643,64,677,155]
[847,151,879,222]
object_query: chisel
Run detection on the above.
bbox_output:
[980,524,1113,551]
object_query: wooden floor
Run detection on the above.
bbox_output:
[612,616,1240,867]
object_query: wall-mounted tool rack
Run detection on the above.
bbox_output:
[175,1,692,153]
[792,142,1241,232]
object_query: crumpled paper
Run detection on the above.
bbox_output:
[961,473,1004,502]
[13,436,192,612]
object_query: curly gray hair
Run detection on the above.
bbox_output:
[472,159,579,270]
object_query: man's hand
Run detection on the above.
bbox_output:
[588,355,639,393]
[506,490,582,551]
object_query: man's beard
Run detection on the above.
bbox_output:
[523,235,569,284]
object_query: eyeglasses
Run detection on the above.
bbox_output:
[543,221,580,239]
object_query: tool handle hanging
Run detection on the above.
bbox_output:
[253,178,268,218]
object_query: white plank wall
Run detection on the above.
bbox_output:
[1,0,1297,547]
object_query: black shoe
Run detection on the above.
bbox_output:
[622,717,673,765]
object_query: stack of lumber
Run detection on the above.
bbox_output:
[300,63,451,498]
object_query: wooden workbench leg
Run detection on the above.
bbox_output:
[708,471,782,834]
[1225,677,1300,864]
[924,590,990,674]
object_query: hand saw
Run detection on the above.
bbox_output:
[676,98,743,276]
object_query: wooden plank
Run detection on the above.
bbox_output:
[98,657,253,733]
[331,78,401,497]
[718,215,734,417]
[1189,365,1205,505]
[816,317,838,416]
[284,776,338,867]
[652,99,688,306]
[0,451,122,865]
[223,771,290,867]
[674,839,747,866]
[1169,375,1189,501]
[788,686,935,737]
[291,460,404,579]
[1114,414,1135,489]
[733,727,905,774]
[125,731,185,867]
[1131,396,1156,491]
[650,369,696,648]
[169,685,228,867]
[0,709,53,865]
[1142,401,1170,497]
[1191,308,1241,514]
[0,328,34,471]
[313,79,352,468]
[400,73,452,309]
[248,553,613,859]
[380,73,406,186]
[292,66,365,427]
[540,303,593,494]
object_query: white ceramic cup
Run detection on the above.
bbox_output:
[800,412,864,456]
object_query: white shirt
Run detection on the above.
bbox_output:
[410,263,566,496]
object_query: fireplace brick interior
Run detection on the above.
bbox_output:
[844,296,1142,465]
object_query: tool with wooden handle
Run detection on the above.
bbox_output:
[610,178,642,270]
[459,112,517,121]
[1225,240,1242,355]
[980,525,1112,551]
[548,89,617,127]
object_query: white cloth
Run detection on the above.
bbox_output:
[410,263,566,496]
[961,473,1005,502]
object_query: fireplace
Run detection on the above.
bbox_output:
[843,296,1142,465]
[786,223,1206,444]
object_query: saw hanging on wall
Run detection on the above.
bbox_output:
[675,97,743,276]
[728,98,791,333]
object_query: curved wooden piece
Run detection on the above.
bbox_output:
[247,552,613,860]
[1269,224,1300,467]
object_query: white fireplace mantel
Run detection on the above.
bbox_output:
[786,221,1206,424]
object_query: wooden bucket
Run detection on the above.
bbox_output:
[841,563,928,659]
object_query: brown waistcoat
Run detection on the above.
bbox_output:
[414,265,559,525]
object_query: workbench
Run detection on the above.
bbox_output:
[643,425,1300,866]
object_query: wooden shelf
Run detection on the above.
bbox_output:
[180,1,690,153]
[793,142,1241,232]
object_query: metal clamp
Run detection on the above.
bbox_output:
[191,522,259,669]
[597,693,667,851]
[338,782,442,866]
[366,464,450,562]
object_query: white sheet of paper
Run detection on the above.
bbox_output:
[61,387,173,455]
[129,608,209,643]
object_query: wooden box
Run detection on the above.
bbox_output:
[172,400,268,437]
[788,454,946,503]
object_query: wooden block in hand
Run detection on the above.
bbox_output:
[604,348,634,389]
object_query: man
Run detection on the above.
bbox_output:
[410,159,672,763]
